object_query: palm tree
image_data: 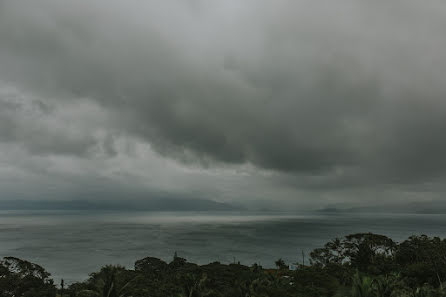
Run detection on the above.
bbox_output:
[372,273,401,297]
[78,265,140,297]
[181,273,214,297]
[274,259,286,270]
[351,272,375,297]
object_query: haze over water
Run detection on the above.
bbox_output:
[1,210,446,284]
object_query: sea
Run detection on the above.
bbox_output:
[1,210,446,284]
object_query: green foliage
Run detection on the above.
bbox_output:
[290,266,341,297]
[7,233,446,297]
[67,265,140,297]
[396,235,446,288]
[134,256,168,275]
[311,233,397,275]
[351,272,374,297]
[373,273,402,297]
[0,257,56,297]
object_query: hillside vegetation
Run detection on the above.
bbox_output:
[2,233,446,297]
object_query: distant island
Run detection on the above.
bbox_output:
[317,201,446,214]
[2,232,446,297]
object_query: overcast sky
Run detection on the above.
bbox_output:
[0,0,445,210]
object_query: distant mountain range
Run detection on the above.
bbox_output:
[317,201,446,214]
[0,198,239,211]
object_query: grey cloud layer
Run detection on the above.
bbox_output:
[0,84,113,156]
[1,0,446,196]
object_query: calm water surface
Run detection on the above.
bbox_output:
[1,210,445,284]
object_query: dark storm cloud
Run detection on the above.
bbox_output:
[1,0,446,192]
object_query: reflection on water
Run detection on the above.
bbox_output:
[1,210,445,284]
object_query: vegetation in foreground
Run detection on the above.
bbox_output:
[2,233,446,297]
